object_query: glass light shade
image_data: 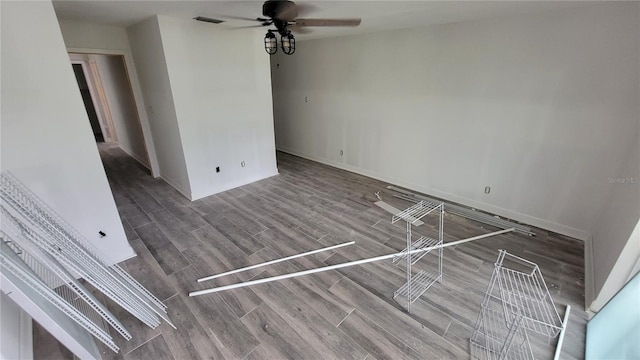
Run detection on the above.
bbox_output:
[281,33,295,55]
[264,32,277,55]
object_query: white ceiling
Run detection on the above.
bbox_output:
[52,1,594,40]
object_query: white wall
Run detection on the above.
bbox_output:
[0,292,33,360]
[271,2,639,243]
[589,131,640,309]
[127,16,192,197]
[92,54,150,167]
[1,2,134,261]
[57,19,160,176]
[156,16,278,200]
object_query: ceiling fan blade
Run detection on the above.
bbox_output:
[219,14,268,22]
[294,18,362,27]
[234,24,271,29]
[289,25,312,34]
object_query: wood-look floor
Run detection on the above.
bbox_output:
[34,143,587,360]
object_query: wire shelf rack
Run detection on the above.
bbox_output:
[392,236,440,265]
[0,236,120,352]
[470,306,534,360]
[385,199,444,313]
[392,200,441,224]
[470,250,564,359]
[495,252,563,337]
[394,269,442,300]
[0,171,176,354]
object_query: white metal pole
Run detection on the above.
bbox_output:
[197,241,355,282]
[554,305,571,360]
[189,228,515,297]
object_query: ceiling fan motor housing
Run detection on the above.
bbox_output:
[262,0,296,19]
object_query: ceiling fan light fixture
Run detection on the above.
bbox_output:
[264,30,277,55]
[281,32,295,55]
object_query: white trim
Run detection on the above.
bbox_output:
[584,234,596,313]
[159,174,193,201]
[67,47,160,178]
[189,170,280,201]
[118,145,151,172]
[277,146,591,241]
[70,60,113,143]
[588,219,640,313]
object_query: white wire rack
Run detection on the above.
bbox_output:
[470,250,564,360]
[388,200,444,313]
[392,200,441,225]
[1,222,131,342]
[0,171,173,330]
[470,305,534,360]
[0,236,120,352]
[494,252,563,337]
[0,171,176,355]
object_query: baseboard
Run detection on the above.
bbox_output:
[276,146,591,241]
[159,173,193,200]
[190,170,280,201]
[118,145,151,171]
[112,248,138,264]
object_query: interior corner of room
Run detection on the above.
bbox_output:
[1,0,638,359]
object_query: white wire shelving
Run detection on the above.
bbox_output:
[470,250,564,360]
[387,200,444,313]
[0,171,175,354]
[0,236,121,352]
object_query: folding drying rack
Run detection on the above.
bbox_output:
[470,250,564,360]
[388,200,444,313]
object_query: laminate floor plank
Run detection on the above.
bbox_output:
[181,244,263,318]
[249,273,369,360]
[192,225,263,281]
[128,184,165,214]
[201,214,264,256]
[251,247,352,326]
[147,209,204,252]
[338,310,424,360]
[158,197,210,231]
[329,277,468,359]
[167,266,260,359]
[134,223,191,276]
[160,294,228,360]
[124,334,175,360]
[241,303,325,360]
[123,237,178,301]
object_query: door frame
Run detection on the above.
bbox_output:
[70,59,117,143]
[67,47,160,178]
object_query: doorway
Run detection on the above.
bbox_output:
[69,53,151,170]
[72,63,105,142]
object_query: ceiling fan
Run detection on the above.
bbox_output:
[228,0,362,55]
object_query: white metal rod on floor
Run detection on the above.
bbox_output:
[189,228,515,297]
[197,241,355,282]
[553,305,571,360]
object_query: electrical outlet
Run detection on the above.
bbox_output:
[216,166,220,173]
[340,150,344,156]
[305,96,308,103]
[484,186,491,194]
